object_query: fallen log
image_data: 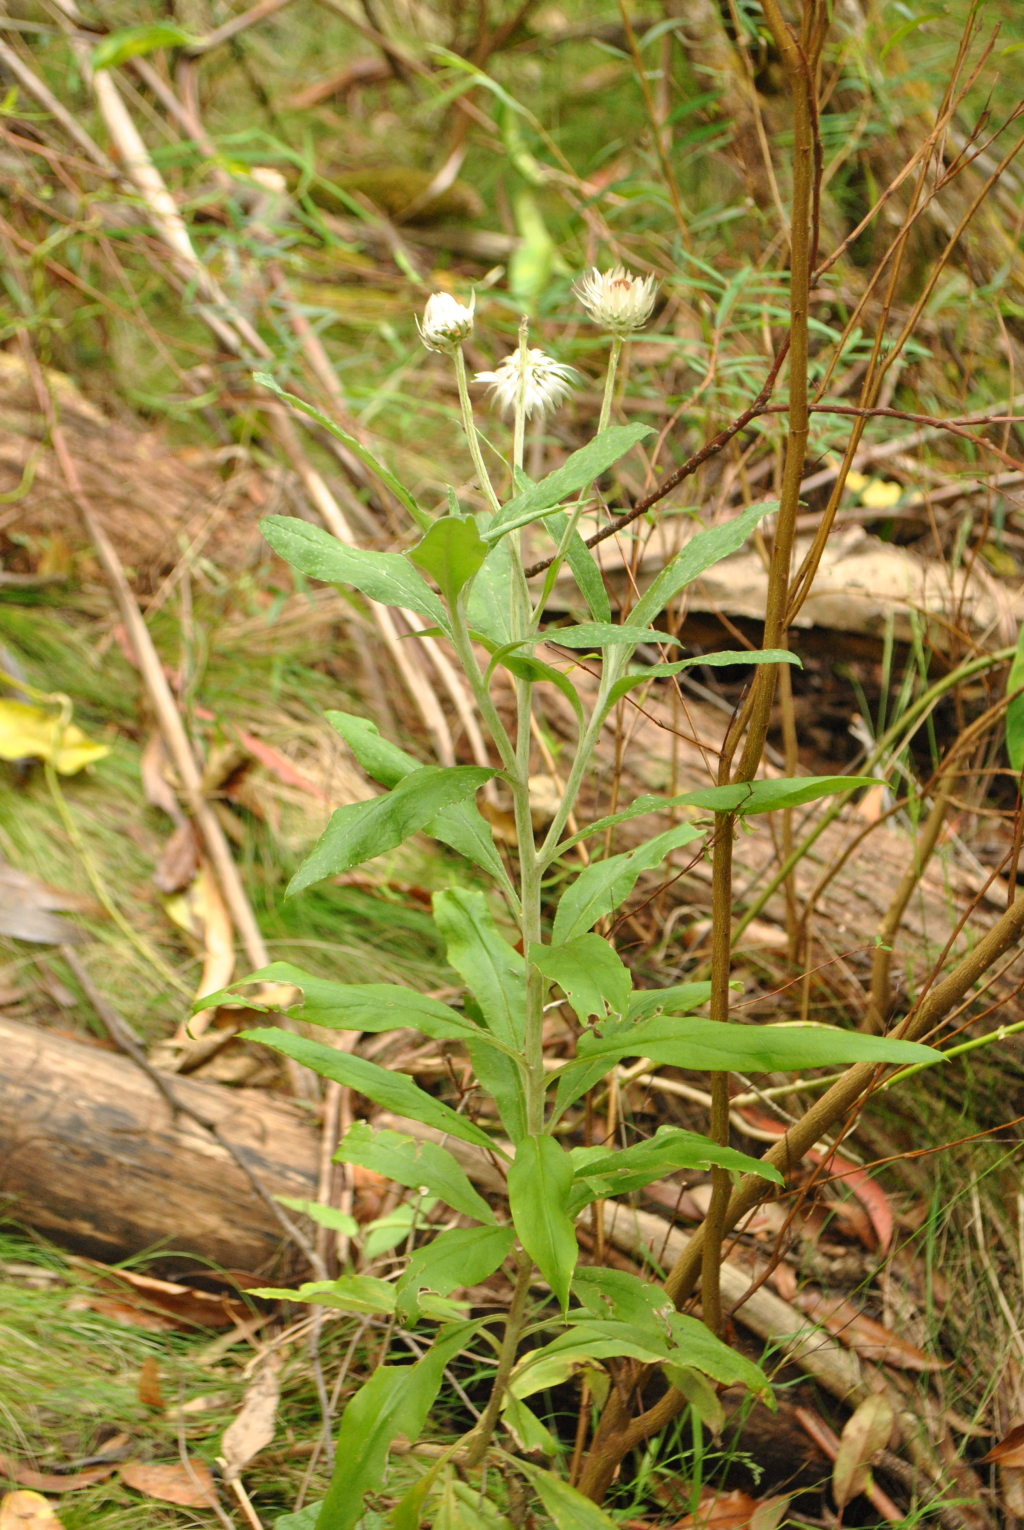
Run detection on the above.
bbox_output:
[0,1017,318,1272]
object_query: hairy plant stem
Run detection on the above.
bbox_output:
[454,344,501,516]
[463,1252,533,1467]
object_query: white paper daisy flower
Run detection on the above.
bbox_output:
[573,265,658,335]
[474,347,577,418]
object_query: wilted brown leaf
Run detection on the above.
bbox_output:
[0,862,101,946]
[795,1291,944,1370]
[220,1354,282,1481]
[982,1423,1024,1468]
[833,1394,894,1508]
[153,823,199,896]
[138,1357,164,1409]
[0,1454,115,1493]
[0,1492,64,1530]
[67,1258,250,1330]
[120,1460,218,1508]
[627,1489,790,1530]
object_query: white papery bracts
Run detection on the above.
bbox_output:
[474,347,577,418]
[418,290,475,352]
[573,265,658,335]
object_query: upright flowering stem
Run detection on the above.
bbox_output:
[597,336,622,434]
[512,315,530,473]
[453,345,501,516]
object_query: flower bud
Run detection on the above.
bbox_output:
[573,265,657,336]
[418,291,475,352]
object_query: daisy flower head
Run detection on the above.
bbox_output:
[573,264,658,336]
[474,347,577,419]
[418,290,475,352]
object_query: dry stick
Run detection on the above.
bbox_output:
[59,944,325,1277]
[0,37,115,172]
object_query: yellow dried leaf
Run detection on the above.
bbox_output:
[858,478,903,510]
[0,1493,64,1530]
[0,700,109,774]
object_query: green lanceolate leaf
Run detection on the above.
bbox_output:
[507,1134,577,1314]
[92,22,197,69]
[630,499,779,629]
[1007,621,1024,773]
[567,1124,781,1215]
[274,1197,359,1236]
[288,765,495,895]
[466,535,515,648]
[671,774,876,815]
[240,1028,504,1153]
[530,935,632,1023]
[571,1266,673,1330]
[335,1122,497,1225]
[543,622,683,650]
[500,654,584,725]
[254,376,431,531]
[326,712,508,885]
[486,425,653,540]
[510,1323,670,1397]
[408,516,489,606]
[465,1035,528,1144]
[261,516,447,629]
[433,889,526,1048]
[605,648,800,708]
[546,510,611,621]
[249,1275,395,1315]
[512,1459,619,1529]
[664,1365,725,1434]
[396,1224,515,1316]
[276,1505,322,1530]
[502,1397,558,1456]
[314,1324,473,1530]
[626,982,713,1021]
[575,1016,940,1073]
[199,959,494,1045]
[552,824,703,944]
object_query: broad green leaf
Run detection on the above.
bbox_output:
[543,622,682,650]
[433,889,526,1048]
[92,22,196,70]
[249,1275,395,1315]
[630,500,778,629]
[255,376,430,531]
[575,1016,940,1073]
[1007,621,1024,773]
[396,1225,515,1316]
[501,653,584,725]
[240,1028,503,1153]
[261,516,447,630]
[314,1324,473,1530]
[274,1196,359,1236]
[567,1124,781,1215]
[510,1323,670,1398]
[546,510,611,622]
[552,824,703,944]
[487,425,653,540]
[200,959,490,1045]
[466,534,515,648]
[466,1033,528,1144]
[571,1267,673,1331]
[276,1505,321,1530]
[288,765,494,895]
[363,1200,435,1261]
[501,1396,558,1456]
[335,1122,496,1225]
[626,982,713,1021]
[447,1479,515,1530]
[666,1311,771,1399]
[408,516,488,606]
[514,1459,619,1529]
[507,1134,577,1314]
[606,649,799,709]
[325,712,507,883]
[664,1365,725,1434]
[530,935,632,1023]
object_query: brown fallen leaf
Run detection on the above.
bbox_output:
[833,1394,895,1508]
[981,1422,1024,1467]
[794,1291,945,1371]
[220,1354,282,1481]
[120,1460,219,1508]
[0,1453,116,1493]
[138,1357,164,1409]
[794,1408,902,1522]
[67,1258,251,1330]
[0,1492,64,1530]
[153,823,199,896]
[0,861,102,946]
[626,1488,791,1530]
